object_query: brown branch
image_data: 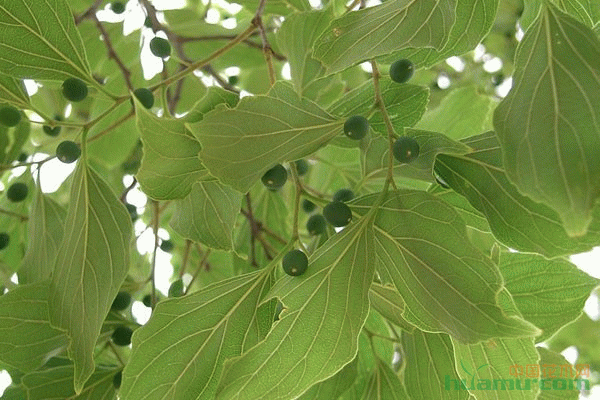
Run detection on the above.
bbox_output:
[91,14,133,90]
[252,0,276,86]
[0,207,28,222]
[74,0,103,24]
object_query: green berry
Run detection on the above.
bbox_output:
[17,152,27,162]
[43,124,61,136]
[323,201,352,227]
[302,199,316,213]
[6,182,28,202]
[261,164,287,191]
[0,233,9,250]
[113,371,122,389]
[111,1,125,14]
[125,203,138,221]
[133,88,154,109]
[150,37,171,58]
[282,249,308,276]
[142,294,153,307]
[306,214,326,236]
[111,291,131,311]
[168,279,184,297]
[144,17,152,28]
[160,239,174,252]
[56,140,81,164]
[295,159,309,176]
[343,116,369,140]
[389,59,415,84]
[0,106,21,127]
[492,73,504,86]
[392,136,420,164]
[332,189,354,203]
[62,78,88,102]
[228,76,239,86]
[111,326,133,346]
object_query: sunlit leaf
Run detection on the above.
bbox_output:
[362,357,408,399]
[0,73,28,108]
[369,282,415,332]
[299,357,359,400]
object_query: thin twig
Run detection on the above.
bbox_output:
[178,240,192,278]
[91,14,133,90]
[252,0,276,85]
[0,208,28,222]
[150,201,160,309]
[185,246,212,294]
[74,0,103,24]
[245,193,259,267]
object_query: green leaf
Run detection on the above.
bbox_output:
[0,74,29,108]
[363,129,470,183]
[170,181,242,251]
[493,3,600,236]
[298,357,359,400]
[328,79,429,135]
[0,0,91,81]
[434,131,600,258]
[135,99,211,200]
[362,357,409,399]
[557,0,600,29]
[48,160,132,393]
[0,282,68,374]
[499,252,599,342]
[313,0,457,75]
[19,190,66,284]
[368,282,415,332]
[352,191,540,343]
[121,271,274,400]
[387,0,500,68]
[183,86,239,124]
[536,347,580,400]
[416,86,494,140]
[401,330,469,400]
[217,217,375,399]
[192,82,342,193]
[22,364,118,400]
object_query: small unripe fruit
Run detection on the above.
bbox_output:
[113,371,122,389]
[111,291,131,311]
[295,159,309,176]
[62,78,88,102]
[0,233,9,250]
[228,75,239,86]
[43,115,63,137]
[302,199,316,213]
[160,239,174,252]
[389,59,414,84]
[56,140,81,164]
[144,17,152,28]
[282,249,308,276]
[261,164,287,191]
[142,294,153,307]
[112,326,133,346]
[150,37,171,58]
[332,189,354,203]
[392,136,420,164]
[0,106,21,127]
[168,279,184,297]
[6,182,28,202]
[343,116,369,140]
[133,88,154,109]
[17,152,27,162]
[306,214,326,235]
[111,1,125,14]
[323,201,352,227]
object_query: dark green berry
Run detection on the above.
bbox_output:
[343,116,369,140]
[111,1,125,14]
[150,37,171,58]
[492,73,504,86]
[133,88,154,109]
[306,214,326,236]
[125,203,138,221]
[261,164,287,191]
[62,78,88,102]
[389,59,415,84]
[43,124,61,136]
[160,239,174,252]
[0,106,21,127]
[228,75,239,86]
[295,159,309,176]
[0,233,9,250]
[17,152,27,162]
[323,201,352,227]
[56,140,81,164]
[113,371,122,389]
[6,182,28,202]
[144,17,152,28]
[112,326,133,346]
[111,291,131,311]
[168,279,184,298]
[302,199,316,213]
[332,189,354,203]
[282,249,308,276]
[142,294,153,307]
[392,136,420,164]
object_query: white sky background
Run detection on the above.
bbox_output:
[2,0,600,397]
